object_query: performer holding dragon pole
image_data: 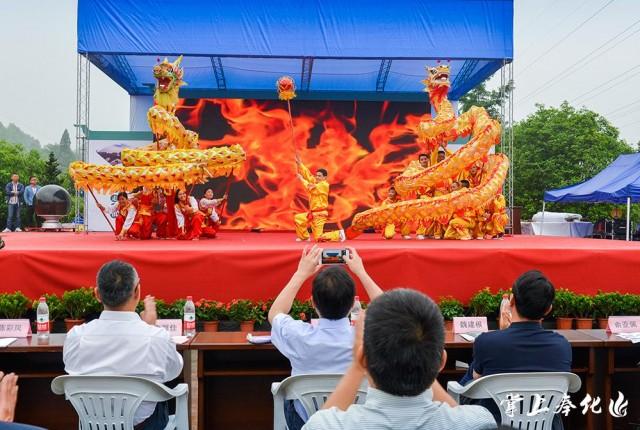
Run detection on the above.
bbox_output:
[293,153,345,242]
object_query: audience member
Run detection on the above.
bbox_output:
[268,246,384,430]
[3,174,24,233]
[303,289,496,430]
[22,176,41,229]
[0,371,46,429]
[63,260,183,430]
[459,270,571,428]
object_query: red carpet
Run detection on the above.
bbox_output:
[1,232,639,302]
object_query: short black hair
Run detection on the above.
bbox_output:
[29,176,37,181]
[364,289,444,396]
[312,266,355,320]
[419,153,429,159]
[117,191,128,200]
[460,179,470,188]
[96,260,139,307]
[317,168,328,177]
[512,270,555,320]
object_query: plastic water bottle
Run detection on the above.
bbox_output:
[36,297,50,338]
[500,294,511,319]
[350,296,362,326]
[183,296,196,337]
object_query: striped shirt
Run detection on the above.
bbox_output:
[302,387,496,430]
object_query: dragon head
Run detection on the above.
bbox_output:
[421,64,451,93]
[153,56,185,93]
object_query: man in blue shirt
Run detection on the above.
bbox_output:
[268,246,384,430]
[22,176,41,229]
[460,270,572,428]
[3,174,24,233]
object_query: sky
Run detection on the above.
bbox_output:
[0,0,639,146]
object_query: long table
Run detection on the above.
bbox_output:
[1,330,637,430]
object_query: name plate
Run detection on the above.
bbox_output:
[156,319,183,337]
[0,319,32,338]
[607,316,640,333]
[453,317,488,334]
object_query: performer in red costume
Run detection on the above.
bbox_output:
[174,189,217,240]
[97,192,140,240]
[131,186,168,240]
[151,188,169,238]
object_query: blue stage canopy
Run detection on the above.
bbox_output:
[77,0,513,101]
[544,154,640,204]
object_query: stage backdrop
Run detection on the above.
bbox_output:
[177,98,455,231]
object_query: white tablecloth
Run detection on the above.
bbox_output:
[521,221,594,238]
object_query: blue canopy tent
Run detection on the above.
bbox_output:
[77,0,513,101]
[543,154,640,240]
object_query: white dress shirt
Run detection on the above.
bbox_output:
[9,183,18,205]
[63,311,184,425]
[302,387,496,430]
[271,314,354,419]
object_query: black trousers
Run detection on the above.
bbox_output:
[25,205,38,228]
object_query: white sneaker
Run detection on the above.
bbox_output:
[1,228,10,233]
[339,229,346,242]
[417,234,426,240]
[403,235,412,240]
[15,228,22,232]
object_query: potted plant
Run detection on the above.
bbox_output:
[438,296,464,331]
[62,287,101,331]
[572,294,594,329]
[0,292,30,319]
[196,299,226,332]
[227,299,260,332]
[290,299,315,322]
[468,288,499,318]
[31,293,67,332]
[552,289,575,329]
[593,292,624,329]
[620,293,640,316]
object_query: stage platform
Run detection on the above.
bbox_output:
[1,232,639,302]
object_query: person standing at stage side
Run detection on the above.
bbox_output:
[380,187,409,240]
[174,190,217,240]
[294,154,345,242]
[269,246,384,430]
[97,192,140,240]
[22,176,41,230]
[63,260,183,430]
[3,174,24,233]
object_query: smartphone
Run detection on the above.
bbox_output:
[321,249,349,264]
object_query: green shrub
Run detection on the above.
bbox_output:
[0,292,30,319]
[438,296,465,320]
[468,288,500,317]
[195,299,226,321]
[571,294,594,319]
[62,287,101,320]
[552,289,576,318]
[593,291,625,319]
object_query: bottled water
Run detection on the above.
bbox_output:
[183,296,196,337]
[500,294,512,320]
[350,296,362,326]
[36,297,50,338]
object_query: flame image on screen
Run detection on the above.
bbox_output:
[175,98,429,230]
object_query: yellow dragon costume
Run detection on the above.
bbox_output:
[349,64,509,239]
[70,56,245,193]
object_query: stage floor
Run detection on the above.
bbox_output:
[1,232,639,302]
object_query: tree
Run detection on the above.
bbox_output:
[513,102,635,220]
[459,81,513,119]
[42,152,62,185]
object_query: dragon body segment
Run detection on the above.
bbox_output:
[350,65,509,234]
[70,57,245,192]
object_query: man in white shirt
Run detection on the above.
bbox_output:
[302,289,496,430]
[268,246,384,430]
[63,260,183,430]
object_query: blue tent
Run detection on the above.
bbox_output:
[77,0,513,101]
[543,153,640,240]
[544,154,640,204]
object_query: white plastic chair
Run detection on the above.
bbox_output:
[447,372,581,429]
[271,374,368,430]
[51,375,189,430]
